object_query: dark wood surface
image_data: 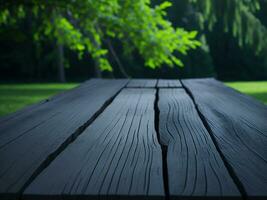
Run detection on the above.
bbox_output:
[0,79,128,199]
[0,78,266,200]
[182,78,267,199]
[23,88,164,199]
[127,79,157,88]
[157,79,182,88]
[158,89,240,198]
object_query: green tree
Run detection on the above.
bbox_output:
[163,0,267,80]
[190,0,267,54]
[189,0,267,80]
[0,0,200,81]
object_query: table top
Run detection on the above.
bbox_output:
[0,78,266,200]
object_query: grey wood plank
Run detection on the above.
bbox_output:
[0,79,128,199]
[127,79,157,88]
[157,79,181,87]
[158,88,240,198]
[23,89,164,199]
[182,78,267,198]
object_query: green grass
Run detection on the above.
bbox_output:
[0,81,266,117]
[0,83,79,117]
[225,81,267,105]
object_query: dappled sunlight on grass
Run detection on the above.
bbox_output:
[225,81,267,104]
[0,83,79,116]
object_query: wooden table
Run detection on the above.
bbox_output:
[0,78,266,200]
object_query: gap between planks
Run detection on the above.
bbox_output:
[19,86,173,200]
[16,79,220,200]
[154,87,170,200]
[17,83,128,200]
[180,81,247,199]
[23,88,165,199]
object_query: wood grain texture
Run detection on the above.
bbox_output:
[0,79,128,198]
[158,89,240,198]
[127,79,157,88]
[23,89,164,200]
[182,78,267,198]
[157,79,181,88]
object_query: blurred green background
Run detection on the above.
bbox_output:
[0,0,266,116]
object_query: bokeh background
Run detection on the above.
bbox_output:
[0,0,266,116]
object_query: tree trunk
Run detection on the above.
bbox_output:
[57,43,66,82]
[106,39,129,78]
[94,58,102,78]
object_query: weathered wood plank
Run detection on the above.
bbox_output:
[0,79,128,199]
[157,79,181,87]
[158,88,240,198]
[23,89,164,199]
[182,78,267,198]
[127,79,157,88]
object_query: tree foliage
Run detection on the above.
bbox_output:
[190,0,267,54]
[0,0,200,71]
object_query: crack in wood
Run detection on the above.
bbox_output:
[18,85,127,200]
[181,80,247,200]
[154,88,170,200]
